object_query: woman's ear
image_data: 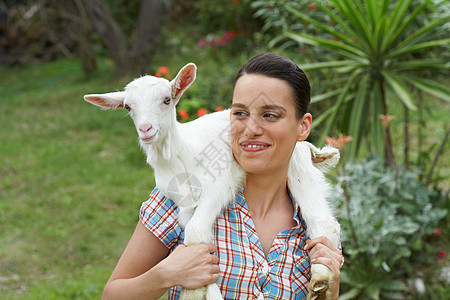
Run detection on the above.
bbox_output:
[297,113,312,142]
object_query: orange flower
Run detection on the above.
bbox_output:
[156,66,171,79]
[157,66,169,74]
[379,114,396,128]
[325,134,353,150]
[178,109,189,121]
[197,108,208,117]
[308,3,317,11]
[215,106,224,112]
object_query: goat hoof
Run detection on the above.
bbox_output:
[307,280,329,300]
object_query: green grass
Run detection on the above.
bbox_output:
[0,59,156,298]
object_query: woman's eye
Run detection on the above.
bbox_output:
[264,112,280,119]
[233,110,247,119]
[163,97,171,105]
[124,104,131,111]
[232,111,247,117]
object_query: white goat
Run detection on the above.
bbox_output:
[84,63,340,300]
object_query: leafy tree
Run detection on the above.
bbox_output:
[266,0,449,165]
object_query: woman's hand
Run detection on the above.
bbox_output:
[158,243,220,289]
[304,236,343,299]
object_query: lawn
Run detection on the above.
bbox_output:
[0,59,157,298]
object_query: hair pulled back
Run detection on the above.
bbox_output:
[234,53,311,119]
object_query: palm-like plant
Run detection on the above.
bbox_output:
[278,0,449,165]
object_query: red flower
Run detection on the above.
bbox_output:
[197,108,208,117]
[229,30,238,38]
[157,66,169,74]
[433,228,442,236]
[178,109,189,121]
[156,66,171,79]
[439,251,446,259]
[215,106,224,112]
[219,37,227,47]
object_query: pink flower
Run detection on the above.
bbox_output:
[210,40,218,47]
[197,108,208,117]
[219,37,227,47]
[439,251,446,259]
[178,109,189,121]
[433,228,442,236]
[222,32,232,41]
[198,40,206,48]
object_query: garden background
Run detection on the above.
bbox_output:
[0,0,448,299]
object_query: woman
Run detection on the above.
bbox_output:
[102,53,343,299]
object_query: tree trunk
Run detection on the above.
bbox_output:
[131,0,167,75]
[403,104,409,169]
[73,0,97,75]
[81,0,166,76]
[81,0,127,74]
[380,82,395,167]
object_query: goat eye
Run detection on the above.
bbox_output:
[163,97,171,105]
[124,104,131,111]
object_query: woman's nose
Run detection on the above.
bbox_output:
[244,116,264,137]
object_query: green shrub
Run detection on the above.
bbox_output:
[330,157,447,299]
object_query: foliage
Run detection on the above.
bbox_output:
[330,157,448,299]
[195,0,261,36]
[256,0,450,166]
[1,1,82,65]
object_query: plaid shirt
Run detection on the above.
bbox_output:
[140,188,311,299]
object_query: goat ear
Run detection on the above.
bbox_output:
[306,142,340,174]
[84,92,126,109]
[171,63,197,101]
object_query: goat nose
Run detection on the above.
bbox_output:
[139,123,152,133]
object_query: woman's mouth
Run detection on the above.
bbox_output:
[240,141,270,152]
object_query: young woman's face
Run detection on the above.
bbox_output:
[230,74,311,176]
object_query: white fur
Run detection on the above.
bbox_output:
[84,63,341,300]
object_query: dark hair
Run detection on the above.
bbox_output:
[234,53,311,118]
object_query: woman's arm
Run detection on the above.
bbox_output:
[304,236,343,300]
[102,221,220,300]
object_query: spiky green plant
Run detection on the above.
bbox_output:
[278,0,449,165]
